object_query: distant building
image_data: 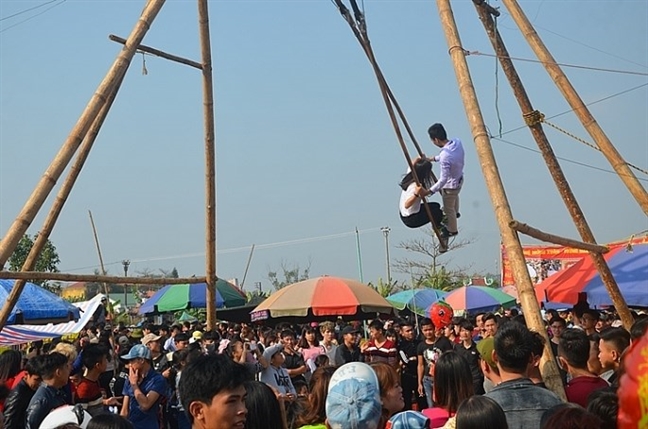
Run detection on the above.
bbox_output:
[61,282,87,300]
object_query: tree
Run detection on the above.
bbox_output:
[6,233,62,293]
[393,226,475,292]
[267,261,311,291]
[368,278,403,298]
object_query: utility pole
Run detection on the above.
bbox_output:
[122,260,130,310]
[435,0,566,400]
[499,0,648,215]
[381,227,392,285]
[472,0,633,330]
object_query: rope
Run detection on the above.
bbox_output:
[519,110,648,176]
[332,0,448,249]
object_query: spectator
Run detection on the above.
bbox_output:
[558,328,609,407]
[371,362,405,425]
[548,317,566,357]
[362,320,398,367]
[453,319,484,395]
[297,366,336,429]
[164,325,181,352]
[417,318,453,408]
[281,330,309,386]
[25,352,71,429]
[259,344,296,398]
[473,313,486,341]
[629,315,648,343]
[3,355,43,429]
[325,362,382,429]
[398,320,424,411]
[174,333,190,352]
[76,345,119,416]
[454,396,508,429]
[334,326,363,366]
[298,328,324,365]
[476,337,500,393]
[38,404,91,429]
[319,322,338,364]
[587,388,618,429]
[243,381,283,429]
[386,411,430,429]
[529,331,547,388]
[580,309,599,336]
[540,404,602,429]
[87,413,135,429]
[178,353,250,429]
[482,313,498,338]
[485,322,561,429]
[598,327,630,384]
[119,344,167,429]
[141,333,169,374]
[422,351,474,428]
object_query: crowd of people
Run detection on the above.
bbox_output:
[0,303,646,429]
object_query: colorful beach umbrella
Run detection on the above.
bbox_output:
[387,288,447,316]
[536,243,648,307]
[138,280,246,315]
[0,280,81,325]
[441,285,516,313]
[251,276,394,321]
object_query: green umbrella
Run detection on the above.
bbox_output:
[139,280,246,315]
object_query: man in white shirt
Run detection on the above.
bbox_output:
[426,123,465,238]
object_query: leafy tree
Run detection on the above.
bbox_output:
[368,278,403,298]
[267,261,311,291]
[7,233,62,293]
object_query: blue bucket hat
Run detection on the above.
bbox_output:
[120,344,152,361]
[325,362,382,429]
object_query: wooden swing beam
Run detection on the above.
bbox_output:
[0,271,206,285]
[474,0,634,331]
[436,0,566,400]
[499,0,648,215]
[510,221,609,253]
[108,35,203,70]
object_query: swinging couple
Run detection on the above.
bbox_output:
[399,123,464,249]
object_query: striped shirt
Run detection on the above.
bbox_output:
[363,339,398,367]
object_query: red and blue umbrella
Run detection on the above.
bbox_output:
[0,280,81,325]
[536,243,648,307]
[387,288,447,316]
[138,280,246,315]
[441,285,516,313]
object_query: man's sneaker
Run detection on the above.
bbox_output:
[440,227,458,239]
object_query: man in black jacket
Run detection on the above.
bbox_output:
[335,326,363,366]
[25,352,71,429]
[3,356,43,429]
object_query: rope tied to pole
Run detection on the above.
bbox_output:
[523,109,544,127]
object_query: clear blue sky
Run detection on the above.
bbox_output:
[1,0,646,292]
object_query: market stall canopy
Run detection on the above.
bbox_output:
[251,276,394,321]
[441,285,516,313]
[535,243,648,307]
[138,280,246,315]
[0,279,80,325]
[387,288,447,316]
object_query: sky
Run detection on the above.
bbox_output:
[1,0,647,293]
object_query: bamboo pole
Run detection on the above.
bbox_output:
[473,2,634,330]
[510,221,609,254]
[435,0,566,400]
[0,0,167,269]
[0,64,130,330]
[108,35,203,70]
[198,0,217,331]
[499,0,648,215]
[0,271,206,285]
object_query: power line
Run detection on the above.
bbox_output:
[0,0,66,34]
[0,0,60,22]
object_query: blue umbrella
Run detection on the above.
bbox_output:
[387,288,447,316]
[0,280,81,325]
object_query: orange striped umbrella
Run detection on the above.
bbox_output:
[250,276,394,321]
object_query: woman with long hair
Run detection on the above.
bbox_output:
[370,362,405,429]
[297,328,324,364]
[244,380,285,429]
[296,366,336,429]
[422,351,474,428]
[399,158,444,229]
[455,396,508,429]
[0,350,22,411]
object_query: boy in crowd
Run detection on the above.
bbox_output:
[598,327,631,384]
[120,344,167,429]
[558,328,609,407]
[25,352,71,429]
[76,344,119,416]
[280,330,309,386]
[476,337,500,393]
[259,344,296,399]
[454,318,484,394]
[3,355,43,429]
[362,320,398,367]
[398,320,424,410]
[417,317,453,407]
[178,353,250,429]
[335,326,363,366]
[319,321,338,363]
[485,322,561,429]
[483,313,498,338]
[580,309,599,336]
